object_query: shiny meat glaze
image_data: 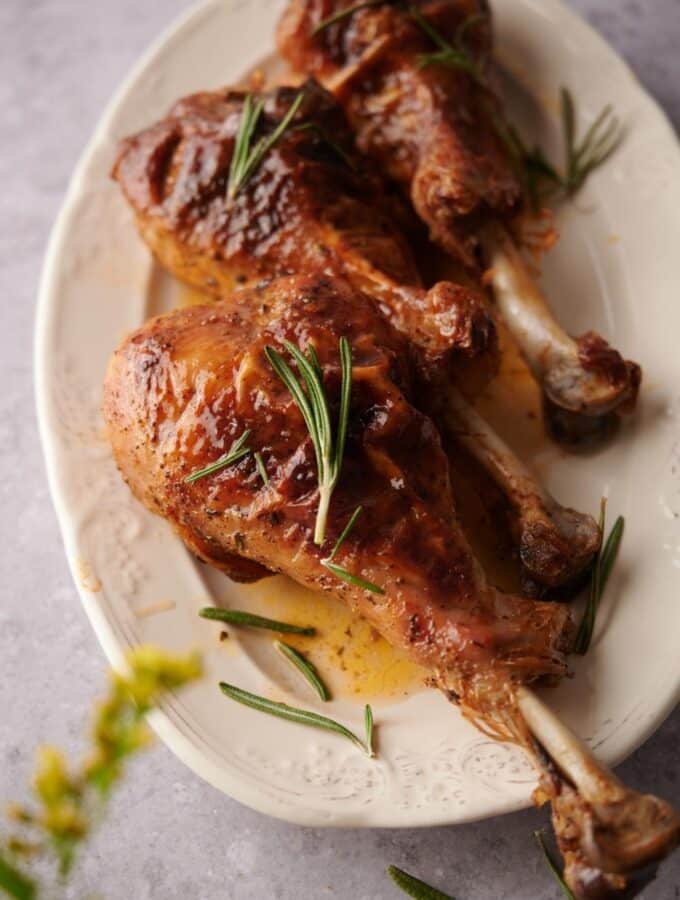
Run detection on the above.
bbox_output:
[277,2,642,428]
[277,0,521,266]
[113,79,419,294]
[113,79,499,397]
[112,79,604,593]
[103,275,571,722]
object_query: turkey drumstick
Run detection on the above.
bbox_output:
[113,80,599,586]
[103,275,572,710]
[103,275,678,897]
[276,0,641,423]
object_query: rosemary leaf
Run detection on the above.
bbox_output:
[323,562,385,594]
[265,337,353,545]
[254,451,270,486]
[562,89,624,195]
[326,506,363,563]
[219,683,370,754]
[335,337,352,480]
[574,499,624,655]
[387,865,455,900]
[184,430,251,483]
[228,91,305,199]
[228,94,264,198]
[275,641,330,701]
[0,855,36,900]
[306,342,323,379]
[561,87,577,182]
[509,87,624,208]
[364,704,375,758]
[321,506,385,594]
[312,0,387,36]
[199,608,315,636]
[598,515,625,593]
[574,497,606,654]
[534,831,575,900]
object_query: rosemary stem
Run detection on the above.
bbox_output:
[314,482,333,546]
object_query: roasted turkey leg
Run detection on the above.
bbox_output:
[112,80,599,587]
[276,0,641,424]
[103,275,572,703]
[103,275,677,897]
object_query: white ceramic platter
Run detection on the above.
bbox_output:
[36,0,680,827]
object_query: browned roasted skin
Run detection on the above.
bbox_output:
[276,1,641,426]
[113,82,604,589]
[113,79,498,398]
[113,81,420,296]
[277,0,520,268]
[103,274,571,725]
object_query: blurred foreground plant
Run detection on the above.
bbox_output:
[0,647,202,898]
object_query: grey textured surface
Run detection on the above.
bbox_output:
[1,0,679,897]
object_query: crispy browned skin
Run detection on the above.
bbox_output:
[113,81,419,295]
[103,275,571,724]
[113,81,603,589]
[277,1,641,428]
[277,0,520,267]
[112,80,498,397]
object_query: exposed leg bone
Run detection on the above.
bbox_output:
[480,222,640,420]
[440,389,601,587]
[517,687,680,893]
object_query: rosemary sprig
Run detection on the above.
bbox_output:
[387,865,455,900]
[322,506,385,594]
[219,683,373,755]
[199,608,316,636]
[275,641,330,701]
[324,562,386,593]
[409,5,484,82]
[574,499,624,655]
[326,505,363,559]
[505,88,624,209]
[364,704,375,758]
[265,337,352,545]
[559,88,623,195]
[312,0,387,35]
[254,451,270,486]
[184,430,251,483]
[228,90,305,199]
[534,831,575,900]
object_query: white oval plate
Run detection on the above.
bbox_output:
[36,0,680,827]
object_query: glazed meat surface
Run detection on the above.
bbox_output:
[103,275,571,728]
[113,80,498,396]
[278,0,521,266]
[113,81,604,590]
[113,81,419,295]
[277,1,642,422]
